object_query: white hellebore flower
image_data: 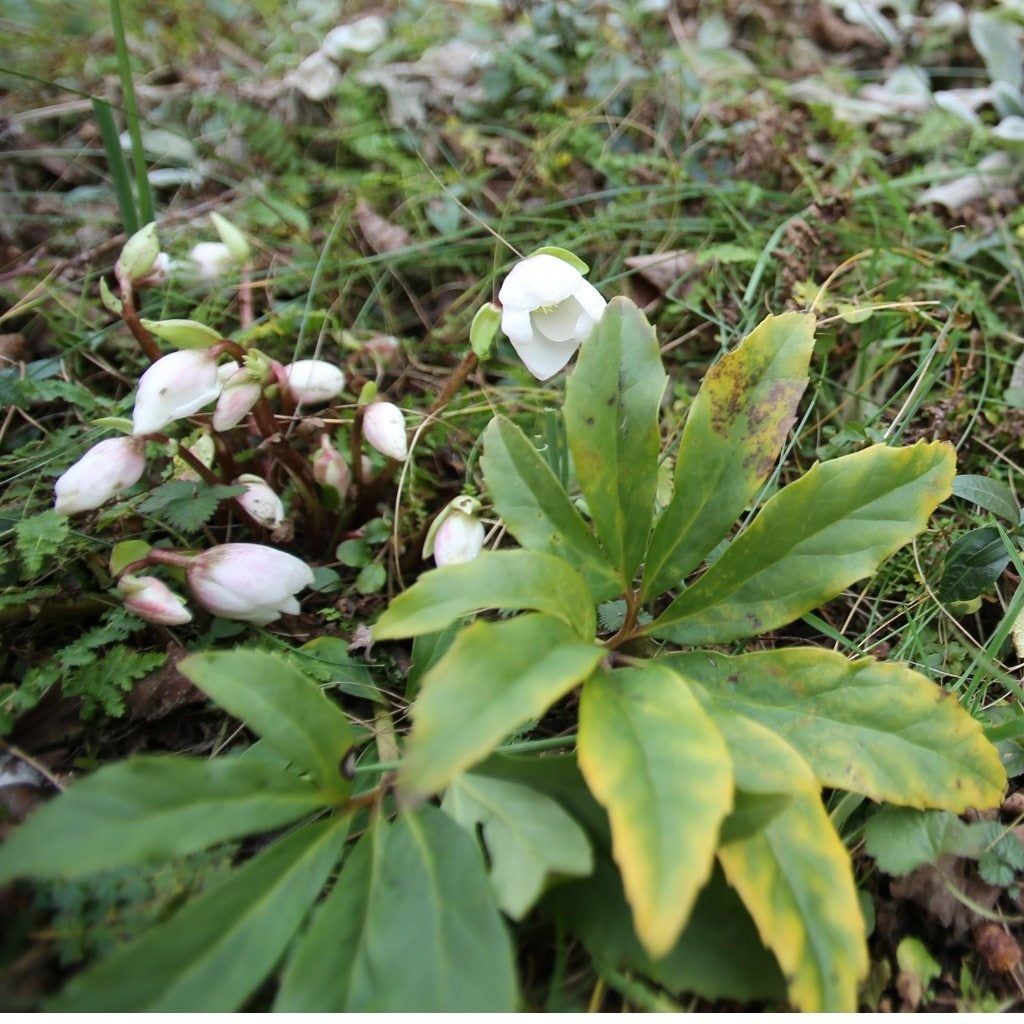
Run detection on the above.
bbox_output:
[433,509,485,566]
[362,401,407,461]
[497,253,606,380]
[236,474,286,529]
[312,435,351,496]
[213,366,263,431]
[187,543,314,625]
[118,574,192,626]
[54,436,146,515]
[189,241,234,282]
[322,15,387,58]
[288,50,341,101]
[132,349,222,436]
[284,359,345,404]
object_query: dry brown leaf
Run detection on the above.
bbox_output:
[624,250,699,295]
[355,200,410,254]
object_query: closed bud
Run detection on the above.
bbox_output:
[433,509,485,566]
[132,349,222,436]
[117,222,160,284]
[189,241,234,282]
[312,435,351,496]
[362,401,408,461]
[118,574,192,626]
[236,474,286,529]
[187,543,315,625]
[284,359,345,405]
[213,367,263,431]
[54,436,146,515]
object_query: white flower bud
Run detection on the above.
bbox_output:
[132,349,222,436]
[362,401,407,461]
[235,474,286,529]
[498,253,607,381]
[213,368,262,431]
[322,15,387,57]
[284,359,345,405]
[118,574,192,626]
[54,436,146,515]
[189,241,234,282]
[312,435,351,496]
[187,543,315,625]
[117,223,160,284]
[433,510,486,566]
[287,51,341,100]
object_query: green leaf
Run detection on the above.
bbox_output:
[544,859,786,1004]
[118,222,159,280]
[277,806,517,1011]
[16,509,70,575]
[99,276,124,315]
[50,817,348,1011]
[179,649,354,797]
[0,755,327,882]
[480,416,622,601]
[564,297,667,582]
[110,539,151,576]
[863,807,985,876]
[374,550,595,641]
[355,562,386,594]
[407,623,459,700]
[717,791,868,1012]
[577,663,733,958]
[139,318,222,349]
[470,301,502,359]
[643,311,815,598]
[398,614,602,800]
[647,440,956,644]
[951,474,1019,524]
[939,526,1010,602]
[668,647,1006,812]
[719,791,793,844]
[211,211,251,261]
[137,480,245,533]
[528,245,590,273]
[443,772,593,918]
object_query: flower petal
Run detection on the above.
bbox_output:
[532,296,584,343]
[498,254,585,310]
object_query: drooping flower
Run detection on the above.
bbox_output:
[312,435,351,497]
[213,366,263,431]
[362,401,408,461]
[235,474,286,529]
[497,253,607,380]
[187,543,314,625]
[118,574,192,626]
[132,349,222,436]
[287,51,341,100]
[284,359,345,404]
[321,15,387,57]
[423,495,486,566]
[189,241,234,282]
[54,436,146,515]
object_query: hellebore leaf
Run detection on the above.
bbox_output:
[647,440,956,644]
[374,549,595,640]
[643,311,815,598]
[565,297,667,583]
[577,663,733,959]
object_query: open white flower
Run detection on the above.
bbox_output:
[54,436,146,515]
[284,359,345,404]
[497,253,607,380]
[118,574,192,626]
[288,51,341,100]
[187,543,314,625]
[132,349,222,435]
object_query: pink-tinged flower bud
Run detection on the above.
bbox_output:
[132,349,222,436]
[187,543,315,625]
[54,436,146,515]
[362,401,408,461]
[118,574,192,626]
[189,241,234,282]
[284,359,345,405]
[213,368,262,431]
[312,435,351,496]
[235,474,286,529]
[433,509,485,566]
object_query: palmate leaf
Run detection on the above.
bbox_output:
[179,649,354,798]
[668,648,1006,812]
[49,816,349,1011]
[647,440,956,644]
[480,415,622,601]
[442,771,593,919]
[0,755,329,882]
[717,791,868,1013]
[564,297,667,583]
[643,311,816,599]
[373,549,595,641]
[577,664,733,959]
[276,806,517,1012]
[398,614,603,800]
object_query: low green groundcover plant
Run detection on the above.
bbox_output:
[0,296,1005,1011]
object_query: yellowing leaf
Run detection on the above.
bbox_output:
[577,664,733,959]
[718,791,868,1012]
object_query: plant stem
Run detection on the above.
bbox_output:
[350,404,366,497]
[427,351,478,416]
[239,262,254,330]
[351,733,578,775]
[116,271,162,362]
